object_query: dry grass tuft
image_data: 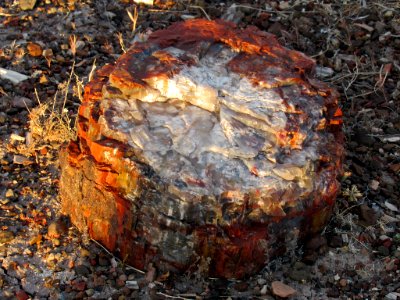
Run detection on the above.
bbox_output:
[28,100,75,147]
[15,65,80,157]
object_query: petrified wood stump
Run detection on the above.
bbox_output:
[59,19,344,279]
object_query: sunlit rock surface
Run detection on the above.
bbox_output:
[59,19,344,278]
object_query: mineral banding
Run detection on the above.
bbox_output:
[59,19,343,278]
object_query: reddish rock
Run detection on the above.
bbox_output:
[72,279,87,291]
[15,290,29,300]
[59,19,343,279]
[26,42,42,57]
[47,219,68,238]
[271,281,297,298]
[339,278,347,287]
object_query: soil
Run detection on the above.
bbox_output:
[0,0,399,299]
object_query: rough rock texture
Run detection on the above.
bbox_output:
[59,19,343,279]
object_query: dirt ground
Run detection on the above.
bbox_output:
[0,0,399,299]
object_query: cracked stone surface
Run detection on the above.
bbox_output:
[59,19,344,279]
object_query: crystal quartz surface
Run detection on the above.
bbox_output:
[59,19,344,279]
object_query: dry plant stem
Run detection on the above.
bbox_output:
[0,87,8,96]
[348,63,390,101]
[89,238,145,274]
[63,61,75,111]
[188,5,211,20]
[148,9,186,13]
[127,6,138,33]
[329,71,383,83]
[88,58,97,82]
[350,235,371,251]
[34,88,42,105]
[0,12,14,16]
[147,3,316,18]
[74,74,84,102]
[117,32,127,53]
[69,34,77,57]
[155,292,192,300]
[227,4,317,15]
[375,64,390,89]
[345,60,360,93]
[372,2,399,11]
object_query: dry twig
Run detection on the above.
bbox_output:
[69,34,77,57]
[117,32,127,53]
[89,238,145,274]
[155,292,193,300]
[188,5,211,20]
[88,58,97,82]
[225,4,317,15]
[127,6,139,33]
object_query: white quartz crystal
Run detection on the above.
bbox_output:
[100,45,324,196]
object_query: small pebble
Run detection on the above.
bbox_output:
[0,112,7,124]
[127,274,135,280]
[116,278,125,288]
[98,256,109,266]
[385,292,400,300]
[257,278,267,286]
[75,265,90,277]
[339,278,347,287]
[260,284,268,295]
[384,10,394,18]
[119,274,127,281]
[29,234,42,246]
[15,290,29,300]
[288,269,310,282]
[126,280,139,290]
[12,96,33,109]
[377,246,390,257]
[47,220,67,238]
[271,281,297,298]
[85,288,95,297]
[5,189,14,198]
[80,248,90,257]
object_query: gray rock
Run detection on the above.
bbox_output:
[353,128,375,146]
[11,96,33,109]
[21,276,50,296]
[377,245,390,257]
[126,280,139,290]
[260,284,268,295]
[385,292,400,300]
[257,278,267,285]
[381,173,396,186]
[13,155,33,165]
[375,21,386,34]
[288,269,311,282]
[75,265,90,277]
[86,289,95,297]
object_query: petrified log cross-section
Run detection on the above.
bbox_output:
[59,19,343,279]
